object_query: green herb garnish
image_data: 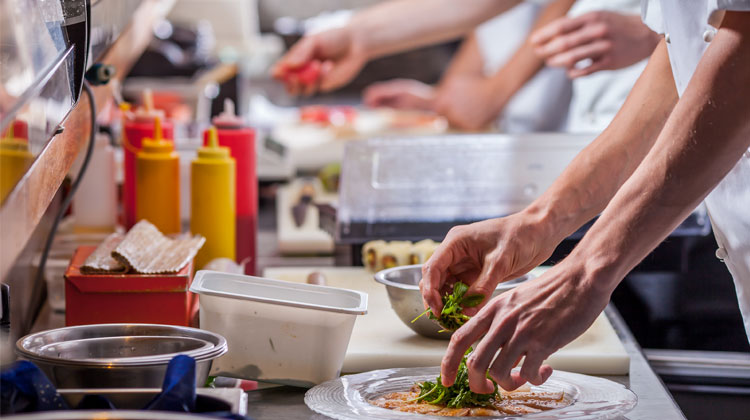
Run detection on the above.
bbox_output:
[411,347,500,408]
[412,282,484,332]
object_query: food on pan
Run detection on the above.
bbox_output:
[300,105,357,126]
[279,61,322,86]
[412,282,483,332]
[362,240,387,272]
[409,239,439,265]
[363,239,441,272]
[381,241,412,269]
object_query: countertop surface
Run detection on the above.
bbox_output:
[26,200,687,420]
[245,203,686,420]
[245,306,686,420]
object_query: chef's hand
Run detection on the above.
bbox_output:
[420,210,563,316]
[362,79,436,110]
[530,11,661,78]
[272,27,367,96]
[440,258,612,392]
[432,75,508,131]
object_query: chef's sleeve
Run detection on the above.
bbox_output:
[707,0,750,27]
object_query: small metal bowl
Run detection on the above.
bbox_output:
[16,324,227,388]
[374,264,532,339]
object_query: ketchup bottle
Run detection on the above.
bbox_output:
[202,99,257,275]
[121,89,174,229]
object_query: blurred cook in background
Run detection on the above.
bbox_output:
[274,0,659,135]
[363,1,573,132]
[531,1,661,132]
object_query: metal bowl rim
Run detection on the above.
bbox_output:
[16,323,228,366]
[374,264,532,291]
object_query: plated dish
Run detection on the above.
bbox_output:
[305,367,637,420]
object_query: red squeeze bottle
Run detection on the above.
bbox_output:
[202,99,257,275]
[121,90,174,229]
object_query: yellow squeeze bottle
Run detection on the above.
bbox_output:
[191,126,236,270]
[136,117,181,234]
[0,124,33,203]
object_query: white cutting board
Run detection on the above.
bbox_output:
[263,266,629,376]
[276,179,336,255]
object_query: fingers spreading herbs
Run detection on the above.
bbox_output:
[412,282,484,332]
[411,347,501,407]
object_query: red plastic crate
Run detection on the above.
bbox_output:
[64,246,198,326]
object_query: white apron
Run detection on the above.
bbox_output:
[642,0,750,340]
[565,0,646,134]
[475,3,571,133]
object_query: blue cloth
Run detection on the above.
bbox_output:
[0,360,68,414]
[145,354,197,412]
[2,356,252,419]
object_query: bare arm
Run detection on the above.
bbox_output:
[361,32,485,111]
[274,0,521,94]
[524,39,677,240]
[346,0,520,60]
[434,0,576,129]
[572,11,750,285]
[421,39,677,317]
[437,12,750,393]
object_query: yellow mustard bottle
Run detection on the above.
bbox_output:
[136,117,181,234]
[0,123,33,203]
[191,126,236,270]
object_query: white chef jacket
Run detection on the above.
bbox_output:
[475,3,572,133]
[565,0,647,133]
[642,0,750,341]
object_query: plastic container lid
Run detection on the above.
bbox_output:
[198,126,231,159]
[190,270,368,315]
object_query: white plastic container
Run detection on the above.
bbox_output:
[190,270,368,387]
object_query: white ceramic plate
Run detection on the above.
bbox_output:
[305,367,637,420]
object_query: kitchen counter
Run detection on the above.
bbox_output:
[244,306,686,420]
[23,199,687,419]
[245,203,686,420]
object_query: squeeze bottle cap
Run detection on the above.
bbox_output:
[1,123,29,151]
[211,98,244,128]
[141,116,174,153]
[133,89,165,122]
[198,126,231,159]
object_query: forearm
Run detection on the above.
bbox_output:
[351,0,520,60]
[525,40,677,240]
[573,12,750,283]
[441,34,484,82]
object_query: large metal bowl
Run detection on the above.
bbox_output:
[374,264,532,339]
[2,411,224,420]
[16,324,227,388]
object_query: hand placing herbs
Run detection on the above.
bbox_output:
[412,282,484,332]
[413,347,500,408]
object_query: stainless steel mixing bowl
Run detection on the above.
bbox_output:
[16,324,227,388]
[3,411,224,420]
[374,264,532,339]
